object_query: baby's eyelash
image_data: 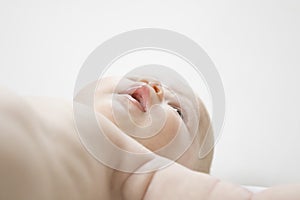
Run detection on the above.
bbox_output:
[176,108,183,118]
[170,105,183,119]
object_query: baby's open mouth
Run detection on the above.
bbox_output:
[121,85,150,112]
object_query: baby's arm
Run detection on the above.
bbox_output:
[0,87,113,200]
[123,160,300,200]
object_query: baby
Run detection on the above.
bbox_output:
[0,76,299,200]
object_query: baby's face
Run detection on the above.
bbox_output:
[94,76,212,172]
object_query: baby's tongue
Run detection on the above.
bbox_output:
[131,86,149,112]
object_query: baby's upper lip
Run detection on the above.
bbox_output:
[120,84,150,112]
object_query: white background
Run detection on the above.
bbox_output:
[0,0,299,187]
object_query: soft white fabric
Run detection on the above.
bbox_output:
[243,185,267,193]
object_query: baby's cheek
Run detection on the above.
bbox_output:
[176,137,200,170]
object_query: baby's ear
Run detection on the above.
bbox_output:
[195,97,214,174]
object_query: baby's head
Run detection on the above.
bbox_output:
[94,76,214,173]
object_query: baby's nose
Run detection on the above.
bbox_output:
[139,79,164,102]
[149,82,164,102]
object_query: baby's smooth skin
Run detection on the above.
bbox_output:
[0,77,299,200]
